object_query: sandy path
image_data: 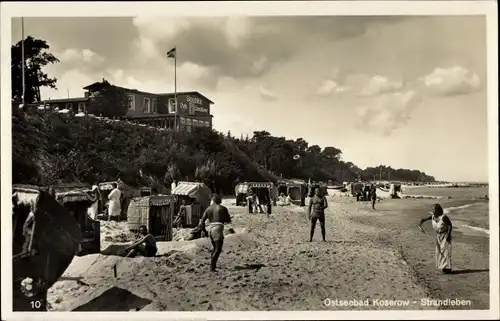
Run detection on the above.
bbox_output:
[48,197,434,311]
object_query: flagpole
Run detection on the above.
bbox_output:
[174,47,177,131]
[21,17,25,107]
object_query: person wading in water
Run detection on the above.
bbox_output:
[308,187,328,242]
[199,194,232,272]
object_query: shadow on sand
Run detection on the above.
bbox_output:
[451,268,489,275]
[72,286,152,311]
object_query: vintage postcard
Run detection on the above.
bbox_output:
[1,1,498,320]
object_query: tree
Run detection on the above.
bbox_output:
[11,36,59,104]
[322,146,342,160]
[86,80,129,117]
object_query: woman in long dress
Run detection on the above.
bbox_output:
[419,203,453,274]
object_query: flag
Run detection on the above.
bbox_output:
[167,47,176,59]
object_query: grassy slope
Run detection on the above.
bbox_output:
[12,110,273,188]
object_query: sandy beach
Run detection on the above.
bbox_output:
[46,190,490,311]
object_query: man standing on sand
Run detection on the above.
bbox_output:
[198,194,232,272]
[308,187,328,242]
[370,184,377,210]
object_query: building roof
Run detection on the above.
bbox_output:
[126,114,213,120]
[82,81,214,104]
[40,97,89,104]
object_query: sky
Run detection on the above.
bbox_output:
[10,15,489,182]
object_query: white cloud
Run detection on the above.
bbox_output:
[107,64,213,94]
[40,69,95,100]
[259,86,277,101]
[359,75,404,97]
[421,66,480,96]
[224,16,251,48]
[251,56,268,75]
[132,35,162,62]
[132,16,191,41]
[356,90,423,136]
[316,80,351,97]
[57,48,104,64]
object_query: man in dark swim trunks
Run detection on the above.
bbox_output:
[199,194,232,272]
[308,187,328,242]
[125,225,157,257]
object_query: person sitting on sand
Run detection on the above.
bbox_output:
[124,225,157,258]
[418,203,453,274]
[198,194,232,272]
[277,193,288,206]
[308,187,328,242]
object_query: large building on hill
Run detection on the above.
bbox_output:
[40,81,214,132]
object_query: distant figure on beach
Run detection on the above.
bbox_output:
[418,203,453,274]
[199,194,232,272]
[173,199,187,228]
[370,184,377,210]
[124,225,157,257]
[277,193,290,206]
[107,183,121,221]
[247,189,263,214]
[308,187,328,242]
[87,185,101,220]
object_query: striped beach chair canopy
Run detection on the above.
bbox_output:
[171,181,211,199]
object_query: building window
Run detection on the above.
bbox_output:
[168,98,177,114]
[78,102,86,113]
[188,103,195,115]
[152,98,158,113]
[128,95,135,110]
[144,97,151,113]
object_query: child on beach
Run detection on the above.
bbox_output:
[418,203,453,274]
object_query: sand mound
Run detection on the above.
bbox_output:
[100,220,135,249]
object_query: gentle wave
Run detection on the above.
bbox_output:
[443,203,482,214]
[459,224,490,235]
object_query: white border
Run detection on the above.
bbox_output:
[1,1,498,320]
